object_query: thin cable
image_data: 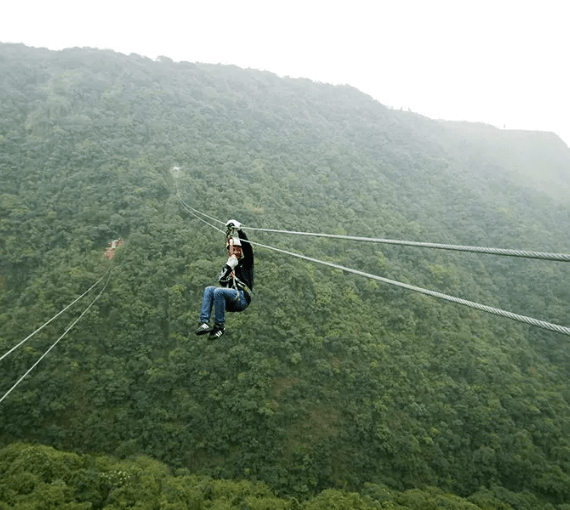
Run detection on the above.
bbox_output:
[241,226,570,263]
[182,209,570,337]
[246,239,570,337]
[0,272,112,404]
[0,269,110,363]
[177,195,226,227]
[177,197,226,234]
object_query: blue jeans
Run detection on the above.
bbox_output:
[199,286,248,326]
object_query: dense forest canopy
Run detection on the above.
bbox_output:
[1,43,570,509]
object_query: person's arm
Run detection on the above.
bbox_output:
[219,255,238,285]
[238,230,253,268]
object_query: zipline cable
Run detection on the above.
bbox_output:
[178,199,227,234]
[178,198,570,337]
[0,269,110,364]
[246,238,570,337]
[241,227,570,263]
[0,271,112,405]
[177,195,226,228]
[178,196,226,235]
[179,189,570,262]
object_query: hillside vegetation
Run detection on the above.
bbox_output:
[1,43,570,509]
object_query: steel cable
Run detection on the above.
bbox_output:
[0,268,111,363]
[177,198,570,337]
[0,271,112,404]
[246,239,570,337]
[240,227,570,263]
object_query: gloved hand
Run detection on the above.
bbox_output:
[226,255,239,269]
[226,219,241,229]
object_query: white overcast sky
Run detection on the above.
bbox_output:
[2,0,569,148]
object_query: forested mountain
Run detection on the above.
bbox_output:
[1,43,570,509]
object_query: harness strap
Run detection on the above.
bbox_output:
[234,277,252,303]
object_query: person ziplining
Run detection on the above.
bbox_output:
[178,199,570,338]
[195,219,254,339]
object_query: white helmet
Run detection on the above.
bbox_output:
[227,237,242,248]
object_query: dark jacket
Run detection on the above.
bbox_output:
[218,230,254,303]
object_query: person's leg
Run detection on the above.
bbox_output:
[213,287,232,326]
[225,290,248,313]
[199,286,216,324]
[212,288,247,325]
[207,288,250,338]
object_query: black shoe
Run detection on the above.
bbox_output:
[209,324,225,339]
[195,323,212,335]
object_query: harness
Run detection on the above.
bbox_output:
[232,274,252,303]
